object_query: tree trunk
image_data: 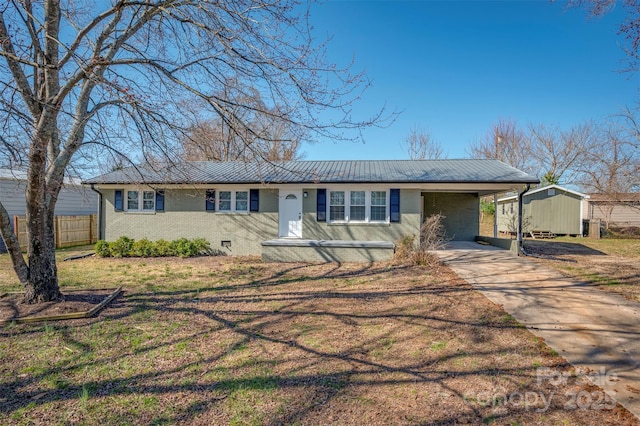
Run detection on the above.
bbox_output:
[23,198,61,304]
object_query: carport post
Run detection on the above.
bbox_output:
[517,184,531,253]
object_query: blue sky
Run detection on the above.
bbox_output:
[301,0,639,160]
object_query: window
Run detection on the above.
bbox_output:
[370,191,387,221]
[208,189,252,212]
[219,191,231,211]
[143,191,155,210]
[126,190,155,212]
[350,191,366,221]
[329,191,345,221]
[127,191,139,210]
[326,190,389,223]
[235,191,248,211]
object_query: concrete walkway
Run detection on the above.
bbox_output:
[435,241,640,419]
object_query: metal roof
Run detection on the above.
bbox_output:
[498,185,589,202]
[84,159,539,185]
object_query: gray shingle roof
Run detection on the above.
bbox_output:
[83,159,539,185]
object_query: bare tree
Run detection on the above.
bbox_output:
[181,85,303,162]
[468,118,534,174]
[567,0,640,71]
[404,126,445,160]
[528,122,597,186]
[0,1,385,303]
[579,109,640,197]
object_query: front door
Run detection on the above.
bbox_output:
[279,190,303,238]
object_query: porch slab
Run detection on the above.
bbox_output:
[261,239,395,263]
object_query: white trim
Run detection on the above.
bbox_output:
[124,188,156,212]
[498,185,588,203]
[208,189,249,213]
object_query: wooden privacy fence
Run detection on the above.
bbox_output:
[14,214,98,250]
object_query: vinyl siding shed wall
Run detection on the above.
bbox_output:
[0,178,97,252]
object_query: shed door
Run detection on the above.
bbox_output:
[279,190,302,238]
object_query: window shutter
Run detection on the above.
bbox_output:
[206,190,215,211]
[114,189,123,212]
[250,189,259,212]
[155,190,165,211]
[390,189,400,223]
[316,189,326,222]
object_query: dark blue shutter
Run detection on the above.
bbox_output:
[390,189,400,223]
[206,190,215,211]
[155,190,165,211]
[114,190,123,212]
[316,189,326,222]
[250,189,259,212]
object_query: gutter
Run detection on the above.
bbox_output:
[517,183,531,255]
[90,184,103,241]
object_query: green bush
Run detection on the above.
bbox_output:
[110,236,135,257]
[95,240,111,257]
[154,239,174,257]
[192,238,211,254]
[133,238,156,257]
[94,237,213,258]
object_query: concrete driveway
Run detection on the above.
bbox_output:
[435,241,640,419]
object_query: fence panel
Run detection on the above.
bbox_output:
[15,214,97,250]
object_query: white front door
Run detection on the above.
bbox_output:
[279,190,303,238]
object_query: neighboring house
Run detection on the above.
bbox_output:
[84,160,538,262]
[0,169,98,252]
[497,185,589,237]
[583,193,640,228]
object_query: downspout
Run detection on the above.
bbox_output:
[90,184,103,241]
[517,183,531,255]
[493,194,498,238]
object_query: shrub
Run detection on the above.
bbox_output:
[394,214,448,267]
[94,237,214,258]
[192,238,212,255]
[393,234,416,262]
[170,238,194,258]
[419,213,449,251]
[154,239,174,257]
[133,238,156,257]
[110,236,135,258]
[95,240,111,257]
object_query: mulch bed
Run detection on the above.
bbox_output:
[0,289,117,322]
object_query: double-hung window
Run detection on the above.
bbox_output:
[370,191,387,221]
[329,191,346,221]
[213,190,249,212]
[328,190,388,223]
[218,191,232,211]
[235,191,248,211]
[126,189,155,212]
[350,191,366,221]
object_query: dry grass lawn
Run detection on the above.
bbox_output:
[0,248,637,425]
[523,237,640,303]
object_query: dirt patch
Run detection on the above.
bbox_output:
[0,289,117,321]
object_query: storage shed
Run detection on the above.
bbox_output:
[497,185,588,237]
